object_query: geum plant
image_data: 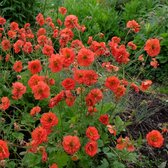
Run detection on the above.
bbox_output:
[0,6,166,168]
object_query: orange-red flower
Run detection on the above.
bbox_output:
[60,47,75,67]
[105,76,120,92]
[150,58,159,68]
[126,20,140,33]
[85,88,103,106]
[32,81,50,100]
[77,48,95,66]
[12,82,26,100]
[0,140,10,160]
[28,74,44,89]
[116,136,135,152]
[99,114,109,125]
[85,141,98,157]
[50,163,58,168]
[13,61,23,72]
[64,15,79,29]
[59,7,67,15]
[0,97,10,111]
[144,38,160,57]
[107,125,116,136]
[40,112,58,129]
[62,135,81,155]
[61,78,75,90]
[31,126,48,145]
[127,41,137,50]
[0,17,6,25]
[86,126,100,141]
[13,40,24,53]
[23,42,33,54]
[10,22,19,31]
[36,13,45,26]
[30,106,41,116]
[140,80,152,91]
[42,44,54,57]
[1,39,11,51]
[48,54,63,73]
[28,59,42,74]
[146,130,164,148]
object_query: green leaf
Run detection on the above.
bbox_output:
[22,153,41,167]
[98,159,109,168]
[12,132,24,141]
[97,102,114,114]
[112,161,125,168]
[97,139,104,148]
[49,151,69,167]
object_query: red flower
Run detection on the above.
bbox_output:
[42,44,54,57]
[36,13,45,26]
[107,125,116,136]
[114,85,126,98]
[31,126,48,145]
[0,17,6,25]
[10,22,19,31]
[40,112,58,129]
[64,15,79,29]
[12,82,26,100]
[90,41,106,56]
[50,163,58,168]
[30,106,41,116]
[37,35,47,46]
[146,130,164,148]
[85,88,103,106]
[62,135,81,155]
[53,29,59,38]
[7,30,17,39]
[144,38,160,57]
[130,83,139,93]
[1,39,11,51]
[37,28,46,37]
[126,20,140,33]
[86,126,100,141]
[13,61,23,72]
[13,40,24,53]
[65,90,76,107]
[0,97,10,111]
[71,39,84,50]
[77,48,95,66]
[0,140,10,160]
[23,42,33,54]
[140,80,152,91]
[105,76,120,92]
[85,141,98,157]
[116,136,135,152]
[83,70,98,86]
[48,54,63,73]
[59,7,67,15]
[61,78,75,90]
[127,41,137,50]
[28,59,42,74]
[150,58,159,68]
[99,114,109,125]
[60,47,75,67]
[28,74,44,89]
[32,81,50,100]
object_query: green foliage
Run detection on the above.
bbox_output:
[63,0,121,42]
[0,0,41,25]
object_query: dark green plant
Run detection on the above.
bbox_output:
[0,0,41,25]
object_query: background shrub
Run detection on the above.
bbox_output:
[0,0,41,25]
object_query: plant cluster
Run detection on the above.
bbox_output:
[0,6,167,168]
